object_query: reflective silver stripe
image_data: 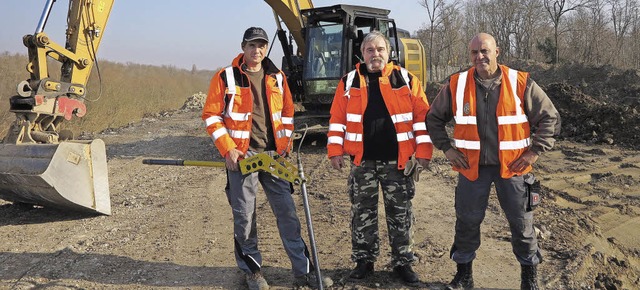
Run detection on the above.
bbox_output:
[508,68,519,106]
[275,72,284,95]
[228,112,251,121]
[504,68,528,124]
[400,67,411,90]
[498,114,528,125]
[344,70,357,98]
[205,116,224,127]
[281,117,293,125]
[225,67,236,116]
[413,122,426,131]
[454,115,477,125]
[212,127,228,140]
[455,71,468,123]
[345,132,362,142]
[272,111,282,121]
[328,136,344,145]
[391,112,413,123]
[416,135,432,144]
[454,139,481,150]
[228,129,250,139]
[346,113,362,122]
[329,123,346,132]
[396,131,414,142]
[276,129,293,138]
[456,71,468,118]
[500,138,530,150]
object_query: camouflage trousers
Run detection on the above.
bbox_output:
[348,159,416,266]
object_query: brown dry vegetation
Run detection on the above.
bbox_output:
[0,52,213,137]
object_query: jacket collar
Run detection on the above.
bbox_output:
[232,53,280,75]
[356,61,395,77]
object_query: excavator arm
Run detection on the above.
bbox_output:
[0,0,114,215]
[264,0,313,55]
[6,0,114,144]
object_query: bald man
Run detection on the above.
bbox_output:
[426,33,560,290]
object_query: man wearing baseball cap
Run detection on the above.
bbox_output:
[202,26,318,289]
[243,26,269,43]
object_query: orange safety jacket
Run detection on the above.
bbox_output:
[202,54,294,158]
[450,65,531,181]
[327,62,433,170]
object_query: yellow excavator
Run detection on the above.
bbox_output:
[0,0,113,215]
[0,0,427,215]
[268,0,427,111]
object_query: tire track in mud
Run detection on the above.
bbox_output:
[534,143,640,289]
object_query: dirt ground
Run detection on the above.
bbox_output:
[0,98,638,289]
[1,62,640,290]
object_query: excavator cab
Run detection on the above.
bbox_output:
[297,5,403,110]
[281,4,426,115]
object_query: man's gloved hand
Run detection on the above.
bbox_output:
[404,156,425,182]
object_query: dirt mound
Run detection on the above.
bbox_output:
[544,83,640,148]
[512,60,640,106]
[506,60,640,149]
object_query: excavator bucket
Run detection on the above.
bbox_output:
[0,139,110,215]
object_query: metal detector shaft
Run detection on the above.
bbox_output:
[297,158,324,290]
[142,159,226,168]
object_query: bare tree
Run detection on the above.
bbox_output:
[484,0,519,61]
[630,6,640,68]
[418,0,463,81]
[543,0,590,63]
[513,0,548,60]
[609,0,639,64]
[564,0,608,64]
[419,0,447,81]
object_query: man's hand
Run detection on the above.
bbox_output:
[445,148,469,169]
[225,148,244,171]
[330,156,345,171]
[508,149,539,173]
[417,158,430,170]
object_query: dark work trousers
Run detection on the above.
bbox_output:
[225,153,312,277]
[348,159,416,267]
[451,165,542,266]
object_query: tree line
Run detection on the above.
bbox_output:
[417,0,640,81]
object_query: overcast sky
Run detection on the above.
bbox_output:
[0,0,429,71]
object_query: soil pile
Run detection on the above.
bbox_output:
[515,61,640,149]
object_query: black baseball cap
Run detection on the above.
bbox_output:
[243,27,269,43]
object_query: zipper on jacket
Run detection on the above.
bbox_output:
[481,90,489,163]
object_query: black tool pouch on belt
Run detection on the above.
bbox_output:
[524,173,541,211]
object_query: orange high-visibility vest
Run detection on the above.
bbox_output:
[327,62,433,170]
[450,65,531,181]
[202,54,294,157]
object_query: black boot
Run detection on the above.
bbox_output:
[521,265,539,290]
[349,261,374,279]
[393,264,420,285]
[445,261,474,290]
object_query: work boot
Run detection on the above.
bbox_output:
[246,271,269,290]
[294,272,335,289]
[393,264,420,285]
[521,265,539,290]
[294,272,317,289]
[349,261,374,279]
[445,262,474,290]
